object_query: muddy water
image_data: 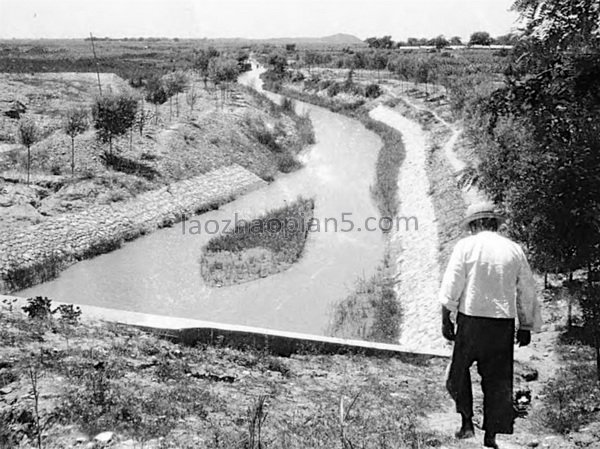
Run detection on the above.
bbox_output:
[17,66,385,335]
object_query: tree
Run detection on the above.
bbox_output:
[145,74,168,124]
[472,0,600,281]
[371,52,389,81]
[186,83,199,114]
[162,71,188,118]
[351,51,368,69]
[63,108,89,177]
[469,31,493,46]
[92,93,138,156]
[378,35,395,49]
[579,283,600,381]
[495,33,520,46]
[18,116,39,185]
[365,37,379,48]
[236,51,252,72]
[416,59,432,95]
[135,100,153,136]
[304,51,319,73]
[208,57,240,101]
[512,0,600,53]
[365,35,394,49]
[431,35,450,50]
[193,49,212,90]
[449,36,463,46]
[268,52,288,75]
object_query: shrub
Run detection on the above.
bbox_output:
[54,304,82,325]
[318,79,333,91]
[304,75,321,90]
[277,152,302,173]
[290,71,305,83]
[280,97,295,112]
[538,363,600,433]
[326,82,342,97]
[92,93,138,155]
[365,83,382,99]
[251,119,281,152]
[144,74,169,116]
[22,296,54,320]
[296,113,316,146]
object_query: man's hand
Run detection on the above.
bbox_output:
[516,329,531,347]
[442,306,455,341]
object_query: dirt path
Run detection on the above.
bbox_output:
[398,96,485,207]
[369,105,449,355]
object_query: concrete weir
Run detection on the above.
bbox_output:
[2,295,450,359]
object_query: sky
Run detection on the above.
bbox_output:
[0,0,521,41]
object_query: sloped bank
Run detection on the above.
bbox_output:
[384,96,466,271]
[368,105,450,353]
[0,164,266,293]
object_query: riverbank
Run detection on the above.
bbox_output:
[0,75,297,225]
[368,105,447,353]
[0,70,317,294]
[0,164,266,293]
[383,94,466,272]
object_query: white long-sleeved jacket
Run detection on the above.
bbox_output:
[439,231,542,331]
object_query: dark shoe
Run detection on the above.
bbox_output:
[484,431,498,448]
[455,426,475,439]
[455,415,475,439]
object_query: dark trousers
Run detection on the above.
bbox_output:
[446,312,515,434]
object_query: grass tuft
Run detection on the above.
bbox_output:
[200,197,314,286]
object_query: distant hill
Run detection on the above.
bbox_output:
[264,34,365,46]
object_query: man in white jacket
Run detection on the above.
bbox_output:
[439,202,542,449]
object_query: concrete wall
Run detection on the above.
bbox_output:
[0,295,451,359]
[0,164,266,293]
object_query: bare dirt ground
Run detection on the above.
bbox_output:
[0,72,306,231]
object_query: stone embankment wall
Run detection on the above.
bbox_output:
[0,164,266,293]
